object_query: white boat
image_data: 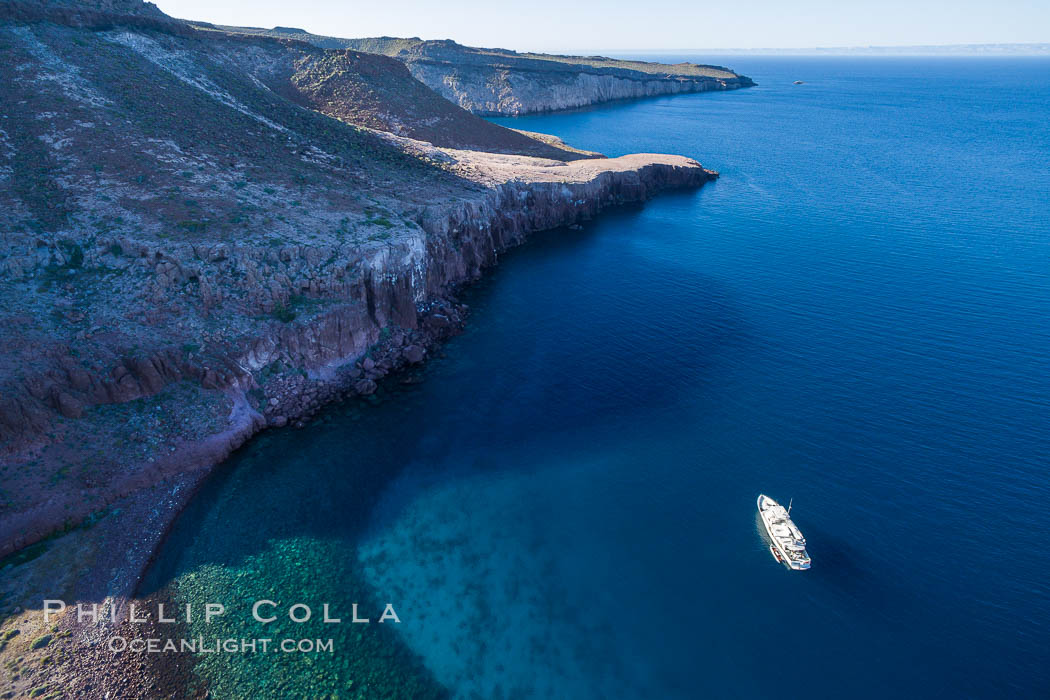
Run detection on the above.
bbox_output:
[758,494,811,570]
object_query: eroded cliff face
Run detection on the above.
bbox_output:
[199,30,756,116]
[0,3,721,556]
[409,61,751,116]
[0,140,715,555]
[339,38,755,115]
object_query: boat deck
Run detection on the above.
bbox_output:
[758,494,811,570]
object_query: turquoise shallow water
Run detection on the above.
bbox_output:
[144,58,1050,698]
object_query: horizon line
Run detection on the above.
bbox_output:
[178,21,1050,57]
[553,42,1050,55]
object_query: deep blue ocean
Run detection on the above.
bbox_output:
[144,58,1050,698]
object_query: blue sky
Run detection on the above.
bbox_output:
[154,0,1050,52]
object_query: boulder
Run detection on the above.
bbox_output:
[402,345,425,363]
[130,357,165,393]
[424,314,451,333]
[54,392,84,419]
[353,379,377,396]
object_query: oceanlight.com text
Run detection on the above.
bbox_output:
[108,636,335,654]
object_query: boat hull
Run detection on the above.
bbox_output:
[757,495,811,570]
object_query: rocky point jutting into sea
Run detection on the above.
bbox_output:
[191,27,756,115]
[0,0,736,593]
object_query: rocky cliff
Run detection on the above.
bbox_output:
[200,29,756,115]
[0,3,719,556]
[404,56,752,115]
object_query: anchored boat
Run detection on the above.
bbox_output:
[758,494,811,570]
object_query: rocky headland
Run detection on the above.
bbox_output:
[0,2,719,565]
[0,1,727,695]
[196,28,756,115]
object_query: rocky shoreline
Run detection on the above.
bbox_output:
[0,8,726,694]
[0,1,730,564]
[1,153,716,560]
[0,154,715,699]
